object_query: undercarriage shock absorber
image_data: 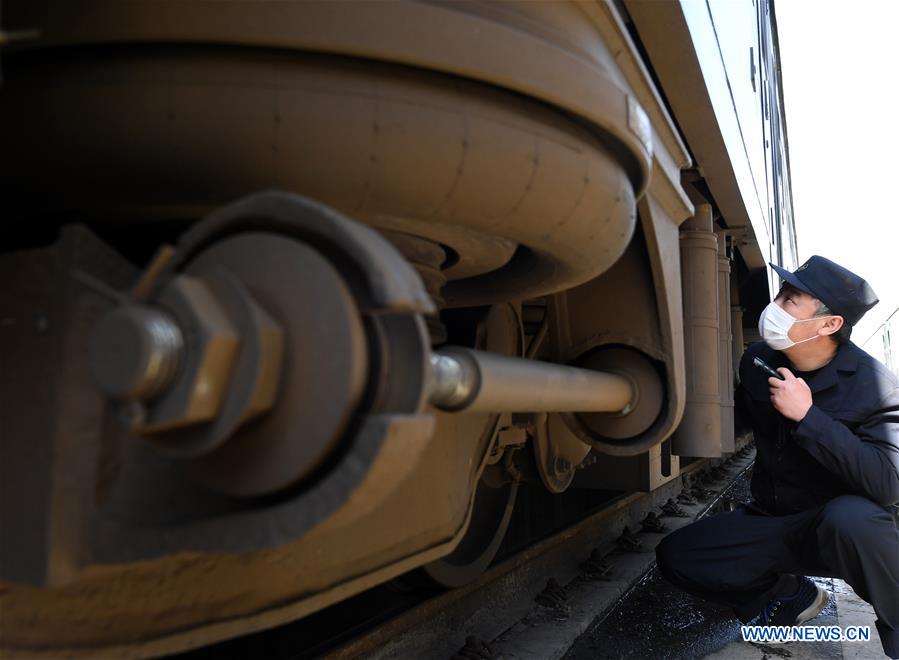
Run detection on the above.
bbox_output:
[673,203,722,457]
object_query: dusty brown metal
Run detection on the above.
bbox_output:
[166,191,435,316]
[672,204,722,457]
[202,270,284,427]
[381,231,448,344]
[421,303,527,587]
[484,415,528,468]
[0,203,448,657]
[132,275,240,433]
[0,226,138,587]
[1,1,653,188]
[0,0,786,653]
[731,266,746,379]
[547,223,678,457]
[166,232,368,496]
[526,318,550,360]
[113,190,438,495]
[717,232,735,453]
[131,245,175,303]
[421,301,520,586]
[146,267,286,459]
[566,346,664,444]
[636,195,688,447]
[533,413,592,494]
[421,478,518,588]
[1,9,643,305]
[572,439,676,493]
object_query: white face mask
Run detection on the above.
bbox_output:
[758,301,832,351]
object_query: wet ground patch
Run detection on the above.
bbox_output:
[562,469,841,660]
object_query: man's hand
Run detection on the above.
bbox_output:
[768,367,813,422]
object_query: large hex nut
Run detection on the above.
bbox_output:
[137,275,239,433]
[145,268,286,458]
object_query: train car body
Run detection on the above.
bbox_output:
[863,307,899,378]
[0,1,796,656]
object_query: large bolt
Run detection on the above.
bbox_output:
[89,305,183,401]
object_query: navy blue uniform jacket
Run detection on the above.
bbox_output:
[736,340,899,515]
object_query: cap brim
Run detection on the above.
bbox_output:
[769,262,816,296]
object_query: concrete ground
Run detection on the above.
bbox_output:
[563,569,887,660]
[699,579,887,660]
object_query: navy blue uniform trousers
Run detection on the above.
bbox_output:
[656,495,899,655]
[655,340,899,656]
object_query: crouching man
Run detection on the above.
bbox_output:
[656,256,899,658]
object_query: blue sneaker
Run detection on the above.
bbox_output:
[757,576,829,626]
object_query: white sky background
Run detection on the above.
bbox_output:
[776,0,899,350]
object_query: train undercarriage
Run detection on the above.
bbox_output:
[0,1,794,656]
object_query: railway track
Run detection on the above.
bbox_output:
[182,441,756,660]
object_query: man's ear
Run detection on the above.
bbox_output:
[819,315,844,337]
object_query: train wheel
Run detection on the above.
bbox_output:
[422,479,518,588]
[417,302,522,588]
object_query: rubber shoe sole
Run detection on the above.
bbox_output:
[758,584,830,646]
[794,583,829,624]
